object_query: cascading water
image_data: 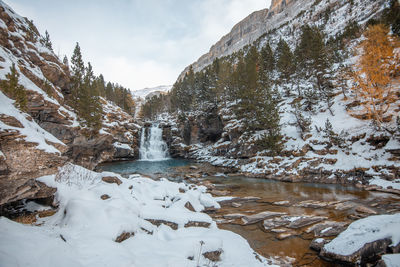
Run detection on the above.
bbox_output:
[139,124,170,161]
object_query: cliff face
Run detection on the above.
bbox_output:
[179,0,306,79]
[0,1,140,206]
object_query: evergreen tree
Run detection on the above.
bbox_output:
[63,55,69,67]
[1,63,28,111]
[296,25,333,112]
[276,38,295,94]
[70,42,85,110]
[43,30,52,50]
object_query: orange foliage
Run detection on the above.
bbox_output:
[351,24,400,127]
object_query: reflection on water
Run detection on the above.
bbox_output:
[206,175,395,266]
[97,159,191,175]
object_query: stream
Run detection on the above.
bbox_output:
[98,124,400,266]
[98,159,400,266]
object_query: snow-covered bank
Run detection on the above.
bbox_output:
[0,164,274,267]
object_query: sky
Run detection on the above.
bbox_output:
[5,0,270,91]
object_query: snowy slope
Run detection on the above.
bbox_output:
[132,85,172,99]
[0,164,276,267]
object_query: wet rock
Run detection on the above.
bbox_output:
[334,201,356,211]
[276,230,297,240]
[294,200,330,209]
[263,217,291,230]
[273,200,290,206]
[218,196,261,206]
[203,250,222,262]
[115,232,134,243]
[306,221,348,237]
[101,176,122,186]
[210,189,230,196]
[287,215,327,229]
[146,219,178,230]
[231,202,242,208]
[310,238,330,252]
[242,211,286,225]
[189,165,198,170]
[184,221,211,228]
[223,213,246,220]
[355,205,378,215]
[100,194,110,200]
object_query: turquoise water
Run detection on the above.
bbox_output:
[98,159,191,175]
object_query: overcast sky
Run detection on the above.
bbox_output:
[6,0,269,90]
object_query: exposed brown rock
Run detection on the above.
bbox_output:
[203,250,222,262]
[101,194,110,200]
[115,232,134,243]
[184,221,211,228]
[184,201,195,212]
[101,176,122,186]
[146,219,178,230]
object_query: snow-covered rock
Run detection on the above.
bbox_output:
[320,213,400,265]
[0,164,275,267]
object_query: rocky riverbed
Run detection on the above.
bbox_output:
[171,163,400,266]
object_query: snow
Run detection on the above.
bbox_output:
[382,254,400,267]
[0,164,273,267]
[369,177,400,190]
[113,142,131,150]
[323,213,400,256]
[0,91,63,154]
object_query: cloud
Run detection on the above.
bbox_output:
[5,0,270,90]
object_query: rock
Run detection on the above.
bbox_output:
[146,219,178,230]
[231,202,242,208]
[115,232,134,243]
[294,200,330,209]
[263,217,291,230]
[334,201,356,211]
[276,230,297,240]
[184,201,195,212]
[189,165,198,170]
[273,200,290,206]
[306,221,348,237]
[210,189,230,196]
[218,196,261,205]
[203,250,222,262]
[223,213,246,219]
[184,221,211,228]
[242,211,286,225]
[101,176,122,186]
[310,238,330,252]
[287,215,327,229]
[100,194,110,200]
[321,238,395,265]
[355,205,378,215]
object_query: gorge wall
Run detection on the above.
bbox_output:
[0,0,140,206]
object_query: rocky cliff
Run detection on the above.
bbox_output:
[179,0,308,79]
[179,0,385,79]
[0,1,140,206]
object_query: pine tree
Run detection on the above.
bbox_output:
[296,25,333,112]
[70,42,85,111]
[43,30,52,50]
[1,63,28,111]
[63,55,69,67]
[276,38,295,94]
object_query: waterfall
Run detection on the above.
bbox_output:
[139,124,170,161]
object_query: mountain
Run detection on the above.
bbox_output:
[179,0,386,79]
[0,0,141,205]
[144,0,400,191]
[132,85,172,99]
